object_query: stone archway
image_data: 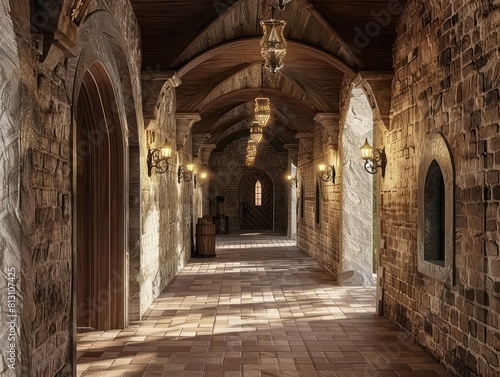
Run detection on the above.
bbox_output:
[75,62,127,330]
[340,87,375,286]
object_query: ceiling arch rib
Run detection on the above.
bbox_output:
[172,0,361,71]
[192,89,315,139]
[214,117,295,146]
[176,61,253,112]
[195,64,317,114]
[198,88,315,119]
[176,37,356,79]
[213,128,288,154]
[206,102,297,139]
[177,45,345,118]
[206,108,297,145]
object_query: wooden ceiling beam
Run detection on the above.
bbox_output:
[302,0,364,70]
[176,37,356,78]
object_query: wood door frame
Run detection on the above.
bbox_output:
[74,62,127,331]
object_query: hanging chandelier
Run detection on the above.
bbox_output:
[254,97,271,127]
[250,120,264,144]
[260,6,287,73]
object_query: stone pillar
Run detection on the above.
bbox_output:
[199,144,217,217]
[284,144,299,240]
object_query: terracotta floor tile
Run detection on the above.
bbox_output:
[77,234,452,377]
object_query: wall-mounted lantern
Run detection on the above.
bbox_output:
[147,138,173,177]
[194,171,208,188]
[178,163,195,183]
[360,138,387,177]
[318,163,336,184]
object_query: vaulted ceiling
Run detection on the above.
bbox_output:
[131,0,406,149]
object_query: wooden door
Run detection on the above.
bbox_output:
[239,171,273,231]
[76,62,126,330]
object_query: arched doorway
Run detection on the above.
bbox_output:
[239,170,274,231]
[340,87,375,286]
[75,62,127,330]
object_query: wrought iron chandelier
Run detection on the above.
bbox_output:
[254,97,271,127]
[260,5,287,73]
[250,120,264,144]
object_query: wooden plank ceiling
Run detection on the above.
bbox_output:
[130,0,407,148]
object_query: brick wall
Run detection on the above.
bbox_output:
[209,137,287,233]
[297,125,341,280]
[382,1,500,376]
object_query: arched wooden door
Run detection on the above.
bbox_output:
[239,170,273,231]
[75,62,127,330]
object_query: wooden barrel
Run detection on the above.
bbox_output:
[196,223,216,257]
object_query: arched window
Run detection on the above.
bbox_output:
[255,180,262,206]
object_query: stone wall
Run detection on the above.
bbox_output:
[0,1,195,375]
[0,1,25,375]
[209,137,287,233]
[13,0,75,374]
[382,1,500,376]
[297,125,341,280]
[140,85,193,315]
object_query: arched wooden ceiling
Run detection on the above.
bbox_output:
[131,0,406,148]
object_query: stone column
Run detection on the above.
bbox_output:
[198,144,217,218]
[284,144,299,240]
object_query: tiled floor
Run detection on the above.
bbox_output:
[77,234,451,377]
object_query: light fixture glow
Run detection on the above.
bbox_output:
[287,174,298,187]
[195,170,208,188]
[360,139,373,161]
[178,163,195,183]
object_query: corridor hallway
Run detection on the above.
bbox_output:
[77,235,451,377]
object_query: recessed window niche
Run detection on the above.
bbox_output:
[418,132,455,285]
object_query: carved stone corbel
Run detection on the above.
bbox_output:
[192,134,212,158]
[175,113,201,151]
[141,71,181,121]
[199,144,217,167]
[314,113,340,150]
[295,133,314,160]
[284,144,299,166]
